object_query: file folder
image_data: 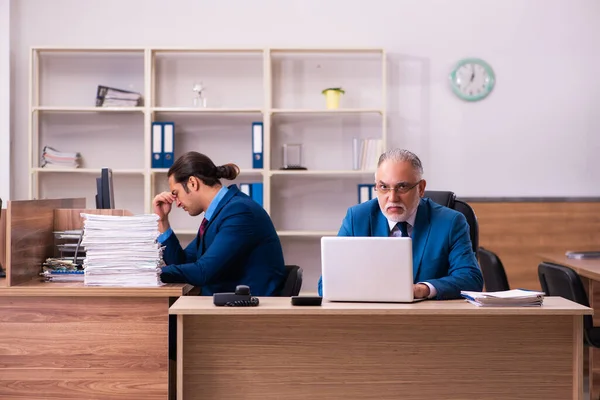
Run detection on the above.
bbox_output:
[252,122,263,169]
[357,184,375,204]
[151,122,163,168]
[162,122,175,168]
[251,183,263,207]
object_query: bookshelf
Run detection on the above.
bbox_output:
[29,47,386,292]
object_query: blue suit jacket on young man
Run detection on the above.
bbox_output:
[317,197,484,300]
[159,185,286,296]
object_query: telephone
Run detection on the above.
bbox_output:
[213,285,260,307]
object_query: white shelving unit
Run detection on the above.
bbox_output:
[29,47,386,292]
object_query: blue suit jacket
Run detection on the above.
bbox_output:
[318,197,483,299]
[159,185,286,296]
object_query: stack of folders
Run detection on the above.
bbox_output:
[41,146,81,168]
[566,251,600,260]
[460,289,545,307]
[80,213,164,287]
[96,85,142,107]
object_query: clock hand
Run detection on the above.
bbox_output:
[470,65,475,83]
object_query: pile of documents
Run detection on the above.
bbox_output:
[96,85,142,107]
[80,213,163,287]
[41,146,81,168]
[566,250,600,260]
[461,289,545,307]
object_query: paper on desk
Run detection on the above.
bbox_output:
[461,289,545,307]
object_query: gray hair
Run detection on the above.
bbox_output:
[377,148,423,176]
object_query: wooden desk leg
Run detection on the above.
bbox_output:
[574,315,584,400]
[177,315,184,400]
[589,279,600,400]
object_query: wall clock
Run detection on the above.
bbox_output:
[449,58,495,102]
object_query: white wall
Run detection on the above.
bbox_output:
[9,0,600,199]
[0,0,11,204]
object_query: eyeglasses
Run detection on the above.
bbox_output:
[374,180,422,195]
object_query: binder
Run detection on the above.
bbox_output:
[239,183,251,196]
[357,184,375,204]
[239,182,263,207]
[162,122,175,168]
[251,183,263,207]
[252,122,263,169]
[151,122,163,168]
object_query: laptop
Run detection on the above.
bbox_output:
[321,236,421,303]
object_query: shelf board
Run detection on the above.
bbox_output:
[271,108,383,115]
[270,170,376,177]
[32,168,145,174]
[151,107,263,114]
[270,48,384,54]
[151,168,263,175]
[277,230,338,237]
[33,106,144,113]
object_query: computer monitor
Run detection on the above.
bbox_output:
[95,168,115,209]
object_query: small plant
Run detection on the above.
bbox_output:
[322,87,345,95]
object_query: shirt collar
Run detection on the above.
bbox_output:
[204,186,229,221]
[387,206,418,231]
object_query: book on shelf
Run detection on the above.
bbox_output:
[96,85,142,107]
[461,289,545,307]
[353,138,383,171]
[41,146,81,169]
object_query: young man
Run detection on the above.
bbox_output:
[153,151,286,296]
[318,148,483,300]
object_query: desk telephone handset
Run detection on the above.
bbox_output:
[213,285,260,307]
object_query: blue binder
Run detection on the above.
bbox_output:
[252,122,263,169]
[162,122,175,168]
[357,184,375,204]
[151,122,163,168]
[251,183,263,207]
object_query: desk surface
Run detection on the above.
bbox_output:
[169,296,591,316]
[0,279,194,297]
[541,252,600,281]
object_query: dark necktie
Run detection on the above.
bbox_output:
[198,217,208,238]
[398,221,409,238]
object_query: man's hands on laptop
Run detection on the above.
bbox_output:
[413,284,430,299]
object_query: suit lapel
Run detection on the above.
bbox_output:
[371,202,389,237]
[197,185,239,254]
[411,199,431,281]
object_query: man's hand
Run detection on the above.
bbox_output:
[152,192,175,232]
[413,283,430,299]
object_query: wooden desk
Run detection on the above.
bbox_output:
[170,297,590,400]
[0,280,193,400]
[541,253,600,399]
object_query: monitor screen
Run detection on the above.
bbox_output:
[95,168,115,209]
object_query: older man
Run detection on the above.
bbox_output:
[318,148,483,300]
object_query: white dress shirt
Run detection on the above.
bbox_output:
[386,208,437,299]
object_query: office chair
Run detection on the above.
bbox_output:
[280,265,303,297]
[538,262,600,348]
[424,191,479,253]
[478,247,510,292]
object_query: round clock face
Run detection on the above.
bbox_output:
[449,58,495,101]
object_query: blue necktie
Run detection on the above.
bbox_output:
[398,221,409,238]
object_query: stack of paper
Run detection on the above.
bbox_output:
[41,146,82,168]
[460,289,545,307]
[80,213,164,287]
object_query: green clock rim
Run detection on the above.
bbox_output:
[449,58,495,102]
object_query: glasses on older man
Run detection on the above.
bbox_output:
[374,180,422,195]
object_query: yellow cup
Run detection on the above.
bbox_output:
[324,90,342,109]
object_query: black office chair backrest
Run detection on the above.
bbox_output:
[538,262,592,330]
[424,191,455,208]
[424,191,478,253]
[280,265,303,297]
[478,247,510,292]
